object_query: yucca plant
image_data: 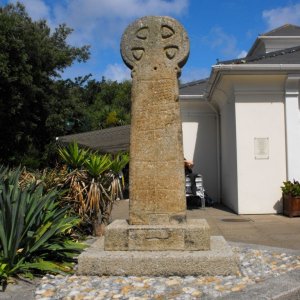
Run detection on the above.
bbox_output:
[109,152,129,201]
[109,152,129,176]
[84,153,112,235]
[56,143,129,236]
[93,152,130,232]
[58,141,89,169]
[0,166,85,288]
[84,153,112,178]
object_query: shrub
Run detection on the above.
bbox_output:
[84,153,111,178]
[281,180,300,197]
[58,141,89,169]
[0,166,85,288]
[109,152,129,201]
[58,142,129,236]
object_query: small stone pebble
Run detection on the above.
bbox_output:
[35,246,300,300]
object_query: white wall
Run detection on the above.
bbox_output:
[219,99,239,212]
[285,75,300,181]
[212,75,287,214]
[235,98,286,213]
[234,76,286,214]
[180,100,219,201]
[182,122,198,162]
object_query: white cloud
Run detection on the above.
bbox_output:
[9,0,189,79]
[263,4,300,29]
[103,63,131,82]
[237,50,247,58]
[41,0,188,47]
[180,67,210,83]
[202,27,242,59]
[9,0,51,20]
[9,0,188,47]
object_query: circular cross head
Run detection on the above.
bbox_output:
[121,16,190,76]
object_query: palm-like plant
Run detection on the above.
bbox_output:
[58,141,89,169]
[0,166,84,288]
[60,169,89,220]
[84,153,112,178]
[84,153,112,235]
[109,152,129,175]
[57,142,129,236]
[109,152,129,201]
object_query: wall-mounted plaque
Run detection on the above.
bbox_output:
[254,137,269,159]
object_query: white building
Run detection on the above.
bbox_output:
[60,24,300,215]
[180,24,300,214]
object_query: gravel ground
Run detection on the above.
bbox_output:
[32,244,300,300]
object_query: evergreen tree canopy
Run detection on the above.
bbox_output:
[0,3,90,166]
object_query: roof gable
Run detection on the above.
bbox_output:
[247,24,300,57]
[263,24,300,36]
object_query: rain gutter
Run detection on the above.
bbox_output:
[205,64,300,99]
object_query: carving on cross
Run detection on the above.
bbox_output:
[121,16,190,79]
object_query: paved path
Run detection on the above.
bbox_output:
[112,200,300,250]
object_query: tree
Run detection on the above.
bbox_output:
[85,79,132,129]
[0,3,90,167]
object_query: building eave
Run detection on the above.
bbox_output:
[205,64,300,99]
[259,36,300,39]
[179,95,205,100]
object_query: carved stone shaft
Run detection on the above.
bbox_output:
[121,16,190,225]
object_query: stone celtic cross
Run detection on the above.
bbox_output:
[121,16,190,225]
[78,16,237,276]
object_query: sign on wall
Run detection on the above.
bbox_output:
[254,137,269,159]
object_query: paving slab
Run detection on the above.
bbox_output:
[111,200,300,250]
[0,278,39,300]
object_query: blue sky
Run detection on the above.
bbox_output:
[2,0,300,82]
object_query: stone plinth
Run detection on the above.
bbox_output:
[104,219,210,251]
[78,236,239,276]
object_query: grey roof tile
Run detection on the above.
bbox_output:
[179,79,208,95]
[262,24,300,36]
[59,125,130,153]
[218,46,300,65]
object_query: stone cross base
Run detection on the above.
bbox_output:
[77,235,239,276]
[104,219,210,251]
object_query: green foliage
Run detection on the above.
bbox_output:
[57,143,129,235]
[58,141,89,169]
[0,262,9,291]
[0,263,8,279]
[0,3,132,168]
[281,180,300,197]
[105,111,119,127]
[0,3,90,168]
[84,153,112,178]
[46,77,132,145]
[85,79,131,130]
[110,152,130,174]
[0,166,84,283]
